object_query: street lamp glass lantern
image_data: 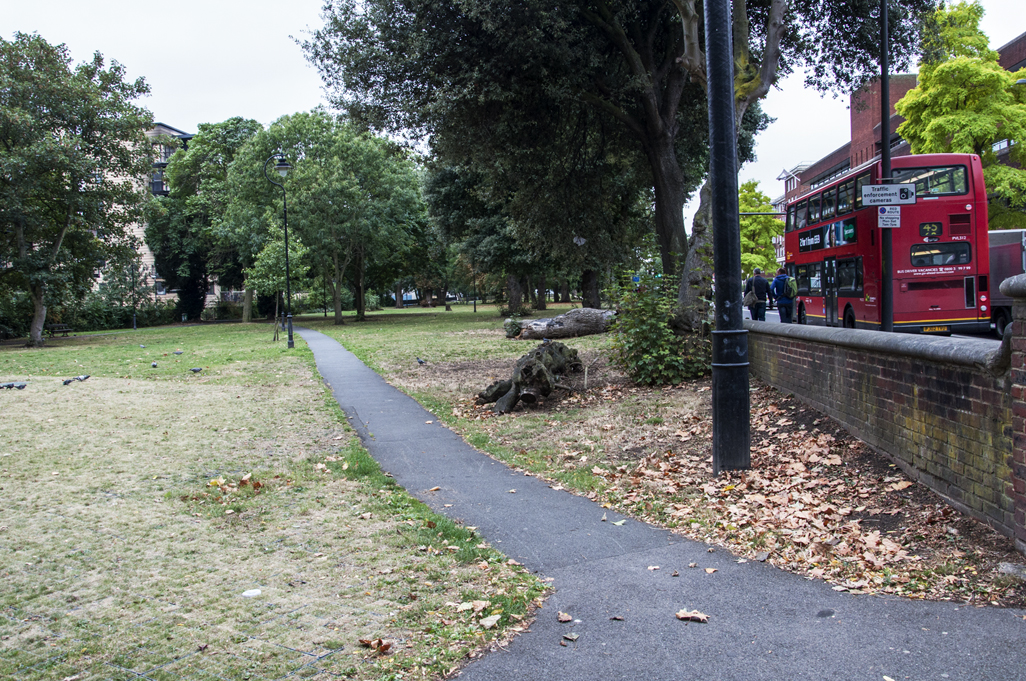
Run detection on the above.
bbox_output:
[275,158,292,178]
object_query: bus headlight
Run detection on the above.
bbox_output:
[981,305,988,312]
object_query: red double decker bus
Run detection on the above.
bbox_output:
[784,153,991,334]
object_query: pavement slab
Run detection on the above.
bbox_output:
[298,327,1026,680]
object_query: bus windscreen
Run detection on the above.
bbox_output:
[890,165,968,196]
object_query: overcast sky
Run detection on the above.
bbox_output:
[6,0,1024,215]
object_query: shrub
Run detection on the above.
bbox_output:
[609,273,710,385]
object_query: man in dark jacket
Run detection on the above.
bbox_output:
[771,267,794,323]
[744,268,771,321]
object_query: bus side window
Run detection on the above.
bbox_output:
[854,173,871,210]
[786,205,795,232]
[796,264,809,294]
[795,200,807,230]
[808,262,822,295]
[808,194,822,224]
[821,188,836,220]
[837,180,854,215]
[836,258,863,295]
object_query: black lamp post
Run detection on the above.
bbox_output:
[264,154,294,349]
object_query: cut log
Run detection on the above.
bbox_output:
[504,307,616,340]
[477,341,583,414]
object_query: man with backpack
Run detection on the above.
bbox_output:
[744,268,771,321]
[771,267,797,324]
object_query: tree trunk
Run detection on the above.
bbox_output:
[27,281,46,347]
[560,279,570,304]
[581,269,601,309]
[395,282,403,309]
[534,272,547,310]
[506,274,524,314]
[525,275,537,306]
[242,287,254,323]
[506,307,616,340]
[354,250,367,321]
[644,137,690,276]
[477,341,583,414]
[674,181,715,333]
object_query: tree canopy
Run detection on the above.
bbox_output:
[223,110,425,323]
[738,180,781,275]
[145,117,262,319]
[304,0,934,327]
[0,32,153,345]
[895,0,1026,229]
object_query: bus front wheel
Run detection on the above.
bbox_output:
[797,303,807,325]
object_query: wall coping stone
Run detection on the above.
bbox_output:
[744,320,1005,373]
[1000,273,1026,299]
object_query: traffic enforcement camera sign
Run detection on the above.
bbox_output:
[878,205,901,229]
[861,183,917,205]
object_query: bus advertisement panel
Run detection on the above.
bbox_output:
[783,153,991,334]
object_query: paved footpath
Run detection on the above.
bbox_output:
[298,328,1026,680]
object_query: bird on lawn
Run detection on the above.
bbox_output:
[151,362,158,368]
[173,350,183,355]
[190,367,202,373]
[62,375,89,385]
[140,344,145,348]
[1,382,26,390]
[416,357,427,365]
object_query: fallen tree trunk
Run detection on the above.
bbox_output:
[477,341,583,414]
[504,307,616,340]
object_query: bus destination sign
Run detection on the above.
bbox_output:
[861,183,917,206]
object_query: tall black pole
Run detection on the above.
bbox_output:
[705,0,750,473]
[473,258,477,313]
[880,0,894,332]
[265,155,294,349]
[282,192,294,348]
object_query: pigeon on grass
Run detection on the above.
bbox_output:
[416,357,427,365]
[190,367,203,373]
[62,375,90,385]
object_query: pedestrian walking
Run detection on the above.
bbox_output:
[743,268,771,321]
[771,267,796,324]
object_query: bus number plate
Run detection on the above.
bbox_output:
[922,326,949,333]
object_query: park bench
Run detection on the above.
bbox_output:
[45,323,73,338]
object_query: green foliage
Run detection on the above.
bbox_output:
[738,180,782,274]
[0,32,153,344]
[895,1,1026,229]
[609,273,710,386]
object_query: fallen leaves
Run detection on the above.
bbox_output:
[557,611,572,623]
[675,609,709,623]
[358,638,392,654]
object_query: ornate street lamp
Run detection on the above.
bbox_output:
[264,154,294,349]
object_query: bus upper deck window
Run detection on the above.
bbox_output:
[837,180,854,215]
[854,173,870,209]
[821,188,836,220]
[786,205,795,232]
[808,194,821,224]
[795,200,807,230]
[891,166,969,195]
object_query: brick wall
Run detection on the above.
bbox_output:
[746,321,1024,553]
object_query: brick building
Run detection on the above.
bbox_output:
[774,30,1026,208]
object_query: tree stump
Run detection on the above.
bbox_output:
[477,341,583,414]
[504,307,616,340]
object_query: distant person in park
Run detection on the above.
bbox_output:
[771,267,796,324]
[744,268,771,321]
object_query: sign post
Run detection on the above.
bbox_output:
[877,205,901,229]
[861,184,917,206]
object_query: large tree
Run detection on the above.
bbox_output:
[0,33,152,346]
[223,111,424,323]
[304,0,933,328]
[738,180,781,275]
[895,0,1026,229]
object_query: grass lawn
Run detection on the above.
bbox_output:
[306,303,1026,608]
[0,322,544,681]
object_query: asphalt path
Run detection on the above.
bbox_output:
[297,327,1025,680]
